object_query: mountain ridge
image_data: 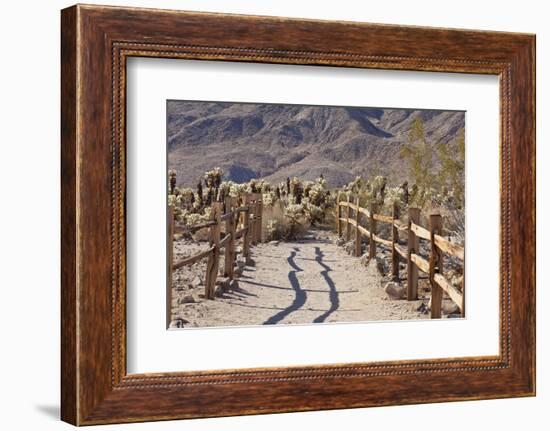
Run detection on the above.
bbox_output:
[167,101,465,188]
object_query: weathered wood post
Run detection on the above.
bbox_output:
[166,205,174,327]
[369,202,377,259]
[242,195,251,260]
[249,196,256,245]
[346,194,351,241]
[391,202,400,280]
[429,214,443,318]
[253,198,259,245]
[354,197,361,257]
[336,192,342,237]
[205,202,222,299]
[224,197,236,279]
[243,200,250,260]
[249,193,261,245]
[257,194,263,243]
[407,207,420,300]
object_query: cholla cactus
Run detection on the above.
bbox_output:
[179,186,193,199]
[342,175,389,208]
[284,203,304,240]
[183,211,209,225]
[229,182,245,198]
[345,176,364,194]
[168,169,177,195]
[290,177,303,204]
[302,197,324,225]
[370,175,387,203]
[262,190,277,207]
[167,193,180,207]
[258,180,271,193]
[196,181,203,206]
[409,185,439,208]
[306,177,328,205]
[204,167,223,188]
[217,180,236,202]
[383,186,405,210]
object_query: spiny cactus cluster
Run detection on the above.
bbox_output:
[168,168,333,235]
[168,136,464,241]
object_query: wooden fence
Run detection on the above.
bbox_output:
[167,192,263,313]
[336,194,465,318]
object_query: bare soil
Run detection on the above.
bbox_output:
[170,229,434,328]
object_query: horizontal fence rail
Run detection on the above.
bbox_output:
[336,193,465,318]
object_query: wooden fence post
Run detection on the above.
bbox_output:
[346,194,351,241]
[249,196,256,245]
[249,193,261,245]
[205,202,221,299]
[369,202,377,259]
[391,202,400,280]
[429,214,443,318]
[224,197,236,279]
[257,195,263,243]
[336,193,342,237]
[253,199,259,245]
[354,197,361,257]
[407,207,420,300]
[242,197,250,261]
[166,205,174,327]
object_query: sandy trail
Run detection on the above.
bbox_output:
[171,229,426,328]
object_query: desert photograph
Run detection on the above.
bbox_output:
[166,100,465,329]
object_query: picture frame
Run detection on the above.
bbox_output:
[61,4,535,425]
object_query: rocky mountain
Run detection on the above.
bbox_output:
[167,100,465,188]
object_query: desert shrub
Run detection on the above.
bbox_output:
[263,202,285,240]
[438,129,465,209]
[302,197,324,225]
[262,190,277,207]
[203,167,222,189]
[301,176,331,225]
[399,116,465,212]
[400,117,437,194]
[265,219,286,241]
[284,203,307,240]
[168,159,464,246]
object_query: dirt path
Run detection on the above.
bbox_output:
[171,229,427,328]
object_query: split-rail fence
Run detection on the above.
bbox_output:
[336,194,465,318]
[167,193,263,316]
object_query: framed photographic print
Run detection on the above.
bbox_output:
[61,4,535,425]
[164,100,466,330]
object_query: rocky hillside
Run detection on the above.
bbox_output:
[167,100,465,188]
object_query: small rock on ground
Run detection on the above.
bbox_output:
[384,281,406,300]
[442,300,460,315]
[416,302,429,314]
[169,318,189,329]
[177,294,197,304]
